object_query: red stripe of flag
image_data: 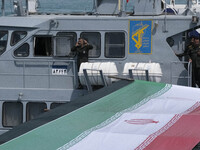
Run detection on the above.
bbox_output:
[137,103,200,150]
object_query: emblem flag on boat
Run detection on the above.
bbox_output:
[129,20,152,54]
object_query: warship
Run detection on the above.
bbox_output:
[0,0,199,136]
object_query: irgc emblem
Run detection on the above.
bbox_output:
[129,20,152,54]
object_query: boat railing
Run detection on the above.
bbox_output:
[170,61,192,87]
[83,69,108,92]
[0,59,77,89]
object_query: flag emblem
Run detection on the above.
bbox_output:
[125,119,159,125]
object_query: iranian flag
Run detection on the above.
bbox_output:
[1,80,200,150]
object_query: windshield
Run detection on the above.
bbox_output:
[0,0,135,15]
[174,0,187,5]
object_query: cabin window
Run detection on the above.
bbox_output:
[105,32,125,58]
[14,43,30,57]
[0,31,8,55]
[55,32,77,56]
[50,102,65,109]
[26,102,47,121]
[11,31,27,46]
[80,32,101,58]
[34,36,53,56]
[2,102,23,127]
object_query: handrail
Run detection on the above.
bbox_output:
[83,68,108,92]
[83,69,92,92]
[188,61,192,87]
[128,68,149,81]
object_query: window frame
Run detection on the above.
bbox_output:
[2,102,23,127]
[54,32,77,57]
[26,102,47,121]
[104,32,125,58]
[50,102,66,109]
[80,32,101,58]
[14,43,30,57]
[10,31,27,46]
[0,30,8,56]
[33,35,53,57]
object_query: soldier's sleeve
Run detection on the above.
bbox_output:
[186,45,193,59]
[71,46,77,52]
[86,44,93,50]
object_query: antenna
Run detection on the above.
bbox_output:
[163,0,168,32]
[1,0,5,16]
[26,0,29,15]
[92,0,97,13]
[118,0,126,16]
[13,0,25,16]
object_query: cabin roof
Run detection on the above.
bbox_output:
[0,16,55,28]
[0,14,194,28]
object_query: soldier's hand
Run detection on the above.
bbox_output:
[75,42,79,47]
[84,40,88,45]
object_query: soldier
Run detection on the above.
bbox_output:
[71,38,93,89]
[71,38,93,70]
[185,35,200,87]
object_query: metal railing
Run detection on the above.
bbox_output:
[83,69,107,92]
[128,68,149,81]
